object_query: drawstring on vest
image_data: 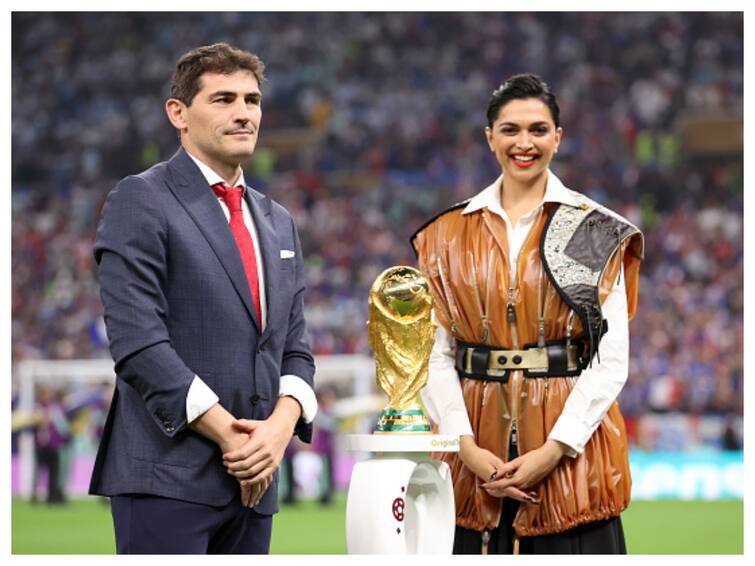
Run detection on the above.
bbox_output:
[616,228,622,286]
[584,306,601,367]
[585,307,594,368]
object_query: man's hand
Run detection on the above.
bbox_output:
[241,475,272,507]
[190,403,246,453]
[217,426,265,508]
[481,439,570,500]
[213,425,265,508]
[188,403,273,508]
[459,435,533,503]
[222,396,301,487]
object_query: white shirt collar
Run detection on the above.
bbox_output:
[186,151,247,192]
[462,169,578,218]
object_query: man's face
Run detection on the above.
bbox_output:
[484,97,562,183]
[173,70,262,168]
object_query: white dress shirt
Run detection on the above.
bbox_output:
[420,171,628,457]
[184,152,317,425]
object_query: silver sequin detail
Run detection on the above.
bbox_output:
[543,195,599,288]
[543,190,643,289]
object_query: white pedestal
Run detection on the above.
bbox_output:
[344,434,458,554]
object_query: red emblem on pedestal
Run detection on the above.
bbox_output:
[392,497,405,521]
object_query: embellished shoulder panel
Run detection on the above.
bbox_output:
[540,190,645,362]
[542,191,644,296]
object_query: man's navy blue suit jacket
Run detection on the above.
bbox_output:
[89,147,315,515]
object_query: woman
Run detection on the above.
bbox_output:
[411,74,644,554]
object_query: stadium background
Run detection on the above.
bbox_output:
[10,12,743,553]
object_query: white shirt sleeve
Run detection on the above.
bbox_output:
[547,272,629,457]
[186,375,220,424]
[422,318,474,437]
[279,375,318,423]
[186,374,318,425]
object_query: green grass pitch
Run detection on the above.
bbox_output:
[11,495,743,554]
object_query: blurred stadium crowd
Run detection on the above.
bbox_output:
[12,12,742,457]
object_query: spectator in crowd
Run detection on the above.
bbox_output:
[32,385,70,504]
[280,441,299,505]
[312,387,338,505]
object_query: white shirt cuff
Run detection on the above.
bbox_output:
[440,407,474,437]
[186,375,220,424]
[279,375,317,423]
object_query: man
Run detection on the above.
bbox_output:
[89,43,317,554]
[33,385,70,505]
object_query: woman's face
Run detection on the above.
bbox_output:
[485,97,562,184]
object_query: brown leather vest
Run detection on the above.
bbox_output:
[411,196,643,537]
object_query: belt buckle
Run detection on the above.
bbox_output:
[566,344,580,372]
[487,349,511,373]
[522,345,549,376]
[465,347,474,374]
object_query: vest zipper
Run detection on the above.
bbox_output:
[506,208,542,458]
[505,207,543,538]
[566,310,575,356]
[507,284,520,455]
[469,250,489,344]
[538,262,548,391]
[470,251,492,406]
[485,247,495,334]
[436,256,462,336]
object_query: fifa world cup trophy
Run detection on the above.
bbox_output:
[368,266,435,433]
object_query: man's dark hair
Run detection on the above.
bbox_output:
[486,73,560,128]
[170,43,265,106]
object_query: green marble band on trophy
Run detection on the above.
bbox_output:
[367,266,436,433]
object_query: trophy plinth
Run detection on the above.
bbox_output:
[368,266,435,434]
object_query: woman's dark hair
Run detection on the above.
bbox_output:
[486,74,560,128]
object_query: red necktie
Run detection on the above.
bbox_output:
[211,182,262,327]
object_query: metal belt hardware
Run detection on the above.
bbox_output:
[456,339,586,380]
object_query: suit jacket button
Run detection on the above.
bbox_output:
[251,394,260,405]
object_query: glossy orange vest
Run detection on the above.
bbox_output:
[412,194,643,536]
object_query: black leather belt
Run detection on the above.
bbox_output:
[454,338,589,382]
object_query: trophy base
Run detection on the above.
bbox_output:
[374,409,432,433]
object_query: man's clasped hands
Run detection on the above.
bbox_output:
[216,399,302,508]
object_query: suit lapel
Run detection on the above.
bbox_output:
[245,188,279,344]
[166,149,261,331]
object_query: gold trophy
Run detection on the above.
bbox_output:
[368,266,435,433]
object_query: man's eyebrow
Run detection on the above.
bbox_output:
[208,90,262,99]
